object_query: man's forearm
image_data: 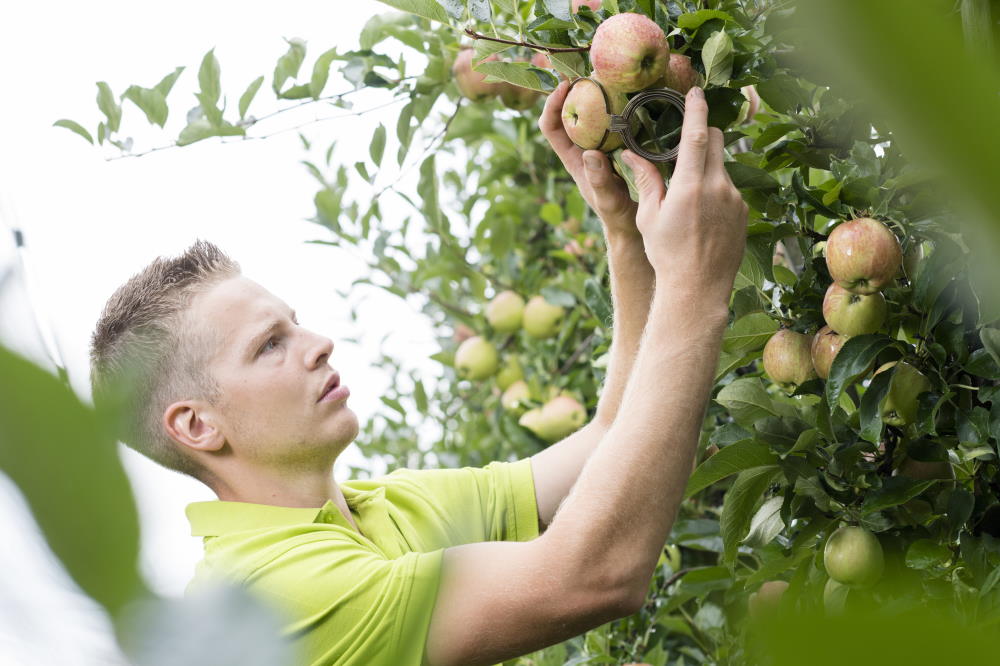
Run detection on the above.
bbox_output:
[592,229,656,428]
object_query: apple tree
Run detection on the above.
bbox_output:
[54,0,1000,663]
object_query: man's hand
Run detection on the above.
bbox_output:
[623,86,748,307]
[539,80,639,238]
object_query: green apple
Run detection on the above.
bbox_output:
[823,526,884,588]
[763,329,817,390]
[664,544,681,572]
[590,12,669,93]
[495,356,524,391]
[822,283,887,337]
[810,325,846,380]
[486,290,525,333]
[501,380,531,414]
[748,580,789,618]
[823,578,849,615]
[519,395,586,442]
[523,295,565,339]
[454,335,499,380]
[874,361,932,426]
[825,217,902,295]
[498,81,541,110]
[561,76,627,151]
[452,49,500,101]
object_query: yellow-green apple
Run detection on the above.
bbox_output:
[523,295,566,339]
[495,356,524,391]
[501,380,531,414]
[486,290,525,333]
[664,544,682,572]
[748,580,789,618]
[823,578,849,615]
[453,49,500,101]
[822,283,887,337]
[874,361,932,426]
[518,408,546,436]
[735,85,761,125]
[573,0,602,11]
[452,323,475,343]
[812,240,826,259]
[533,395,587,442]
[656,53,704,94]
[763,329,817,389]
[561,76,627,151]
[825,218,903,294]
[454,335,499,380]
[823,526,884,588]
[810,325,847,380]
[498,81,541,110]
[590,12,669,93]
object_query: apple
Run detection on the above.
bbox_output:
[523,295,566,339]
[519,395,586,442]
[896,454,954,481]
[664,544,682,572]
[656,53,704,94]
[590,12,669,93]
[560,216,582,235]
[573,0,602,11]
[452,49,500,101]
[763,329,817,390]
[825,217,903,295]
[501,380,531,414]
[901,241,925,281]
[531,52,553,70]
[498,81,541,110]
[822,283,887,337]
[874,361,932,426]
[454,336,499,380]
[824,526,884,588]
[495,356,524,391]
[561,76,627,151]
[748,580,789,618]
[452,323,475,344]
[735,85,761,125]
[810,325,847,380]
[823,578,849,615]
[563,236,597,258]
[812,240,826,259]
[486,290,525,333]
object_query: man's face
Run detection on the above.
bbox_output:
[188,275,359,470]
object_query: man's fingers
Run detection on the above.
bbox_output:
[671,87,710,186]
[703,127,729,185]
[539,80,579,159]
[622,150,665,208]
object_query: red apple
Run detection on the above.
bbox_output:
[822,283,887,337]
[825,218,903,295]
[735,85,760,125]
[763,329,817,390]
[590,13,669,93]
[573,0,602,11]
[810,325,846,380]
[656,53,703,94]
[452,49,500,101]
[561,76,626,151]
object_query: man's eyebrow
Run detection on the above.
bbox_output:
[245,308,297,358]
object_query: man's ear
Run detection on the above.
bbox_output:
[164,401,225,453]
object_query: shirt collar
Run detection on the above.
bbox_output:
[186,484,384,537]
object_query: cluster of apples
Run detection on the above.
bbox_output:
[452,47,542,110]
[763,217,931,427]
[749,525,884,618]
[451,290,587,443]
[558,10,759,151]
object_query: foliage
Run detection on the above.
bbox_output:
[43,0,1000,663]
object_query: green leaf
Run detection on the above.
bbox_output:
[418,154,442,232]
[756,74,813,114]
[239,76,265,119]
[543,0,572,22]
[752,122,799,151]
[825,334,894,415]
[743,496,785,548]
[905,539,951,569]
[95,81,121,133]
[548,52,587,80]
[721,466,781,565]
[153,66,185,98]
[476,61,549,92]
[725,163,781,191]
[701,30,734,87]
[53,119,94,144]
[310,47,340,99]
[469,0,491,22]
[685,439,779,499]
[122,85,169,127]
[198,48,221,109]
[0,345,147,616]
[176,118,244,146]
[273,37,307,94]
[374,0,451,23]
[980,328,1000,369]
[678,9,734,29]
[858,364,893,443]
[369,124,386,166]
[584,277,612,325]
[861,476,936,515]
[715,377,781,426]
[732,234,771,291]
[722,312,778,353]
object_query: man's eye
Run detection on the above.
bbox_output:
[261,337,281,354]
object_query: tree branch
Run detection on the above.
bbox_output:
[463,28,591,53]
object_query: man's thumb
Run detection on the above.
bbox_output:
[622,150,665,201]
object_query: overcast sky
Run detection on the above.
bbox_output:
[0,1,454,662]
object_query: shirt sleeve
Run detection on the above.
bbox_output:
[242,537,444,666]
[382,457,541,545]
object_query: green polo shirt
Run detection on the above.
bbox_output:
[184,458,540,666]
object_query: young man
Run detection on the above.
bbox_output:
[88,83,747,666]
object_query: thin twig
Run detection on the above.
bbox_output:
[558,331,598,375]
[464,28,591,53]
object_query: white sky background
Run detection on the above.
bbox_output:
[0,1,453,662]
